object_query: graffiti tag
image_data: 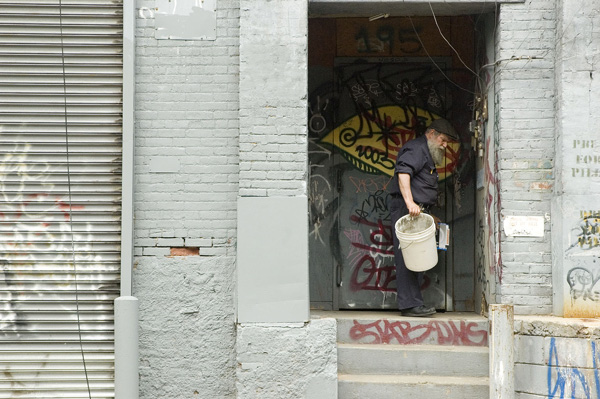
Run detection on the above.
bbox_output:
[349,319,488,346]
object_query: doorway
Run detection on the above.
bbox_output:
[308,15,479,312]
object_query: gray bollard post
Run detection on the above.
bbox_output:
[115,296,139,399]
[489,304,514,399]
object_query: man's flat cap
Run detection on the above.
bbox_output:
[428,118,459,141]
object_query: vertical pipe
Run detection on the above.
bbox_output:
[489,304,514,399]
[121,0,135,297]
[115,297,139,399]
[115,3,138,399]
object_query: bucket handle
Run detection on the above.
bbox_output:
[400,240,440,250]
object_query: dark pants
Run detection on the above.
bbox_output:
[390,196,425,310]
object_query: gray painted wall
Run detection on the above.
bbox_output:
[514,316,600,398]
[134,0,239,397]
[236,319,338,399]
[134,0,240,255]
[552,0,600,317]
[134,256,236,398]
[495,0,556,314]
[129,0,600,397]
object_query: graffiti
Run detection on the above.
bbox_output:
[345,212,395,292]
[308,172,333,246]
[354,24,423,54]
[316,63,462,179]
[355,144,396,170]
[350,81,383,106]
[308,58,473,308]
[352,190,390,221]
[0,143,117,335]
[566,267,600,303]
[348,175,391,193]
[570,212,600,250]
[309,95,330,134]
[349,319,488,346]
[547,338,600,399]
[320,106,460,178]
[484,133,502,284]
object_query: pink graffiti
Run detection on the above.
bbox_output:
[349,319,488,346]
[484,136,502,283]
[346,217,395,292]
[3,193,84,223]
[348,175,392,193]
[56,200,85,221]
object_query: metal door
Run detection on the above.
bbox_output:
[0,1,123,397]
[323,59,456,310]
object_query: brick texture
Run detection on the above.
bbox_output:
[238,0,308,197]
[134,0,240,255]
[496,0,556,314]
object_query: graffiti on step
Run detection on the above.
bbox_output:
[349,319,488,346]
[547,337,600,399]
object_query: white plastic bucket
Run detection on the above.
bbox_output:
[395,213,438,272]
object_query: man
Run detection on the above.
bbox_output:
[389,118,459,317]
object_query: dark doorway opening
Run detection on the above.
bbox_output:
[308,14,484,312]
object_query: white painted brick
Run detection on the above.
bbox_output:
[201,247,228,256]
[142,247,171,256]
[135,238,158,247]
[238,0,308,197]
[156,238,185,247]
[185,238,213,247]
[514,305,553,315]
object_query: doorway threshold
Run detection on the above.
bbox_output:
[311,309,488,321]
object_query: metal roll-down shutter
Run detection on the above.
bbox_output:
[0,1,123,397]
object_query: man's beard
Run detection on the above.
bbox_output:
[427,139,446,165]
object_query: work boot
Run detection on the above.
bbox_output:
[401,305,436,317]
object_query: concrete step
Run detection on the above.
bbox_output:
[338,374,489,399]
[338,343,489,377]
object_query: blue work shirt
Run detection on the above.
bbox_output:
[389,135,439,206]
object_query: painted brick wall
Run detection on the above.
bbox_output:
[495,0,556,314]
[239,0,308,197]
[133,1,240,398]
[552,0,600,317]
[134,0,240,255]
[514,317,600,397]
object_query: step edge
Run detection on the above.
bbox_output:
[337,343,489,352]
[338,373,490,385]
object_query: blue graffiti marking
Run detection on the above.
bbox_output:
[548,337,591,398]
[593,341,600,398]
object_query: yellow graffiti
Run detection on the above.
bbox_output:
[319,106,460,180]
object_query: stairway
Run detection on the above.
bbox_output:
[333,311,489,399]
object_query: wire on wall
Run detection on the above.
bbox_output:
[58,1,93,398]
[407,16,476,95]
[428,2,479,79]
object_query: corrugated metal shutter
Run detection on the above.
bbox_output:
[0,1,122,398]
